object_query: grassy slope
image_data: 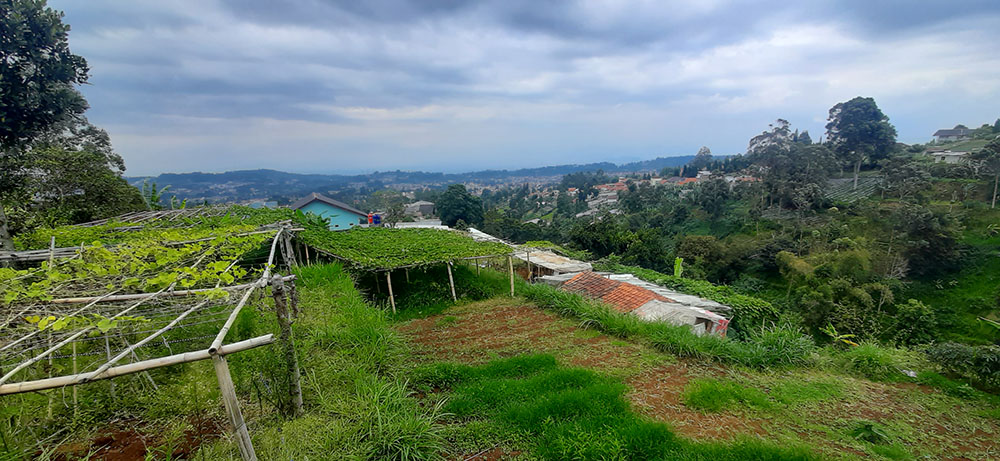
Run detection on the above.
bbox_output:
[399,297,1000,460]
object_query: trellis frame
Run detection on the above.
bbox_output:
[1,223,302,461]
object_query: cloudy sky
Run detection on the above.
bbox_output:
[53,0,1000,176]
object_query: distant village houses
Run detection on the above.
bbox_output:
[933,125,975,142]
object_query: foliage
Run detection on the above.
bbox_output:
[0,0,92,249]
[299,227,511,271]
[835,343,907,381]
[826,97,898,188]
[969,138,1000,208]
[925,342,1000,389]
[437,184,484,228]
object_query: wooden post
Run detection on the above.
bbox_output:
[405,268,409,283]
[270,275,303,417]
[212,354,258,461]
[526,251,532,282]
[476,260,480,275]
[386,271,396,314]
[48,236,55,267]
[446,262,457,302]
[508,256,515,297]
[303,244,310,265]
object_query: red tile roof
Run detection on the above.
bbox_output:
[562,271,675,313]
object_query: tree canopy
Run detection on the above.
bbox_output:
[437,184,484,228]
[825,97,897,190]
[1,0,91,249]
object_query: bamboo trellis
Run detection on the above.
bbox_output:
[1,223,299,461]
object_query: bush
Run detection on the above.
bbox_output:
[836,343,902,381]
[925,342,1000,388]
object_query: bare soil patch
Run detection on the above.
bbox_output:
[50,415,223,460]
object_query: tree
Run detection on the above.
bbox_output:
[747,119,792,156]
[993,118,999,134]
[689,146,713,170]
[825,97,897,190]
[437,184,484,228]
[371,189,407,227]
[879,156,931,202]
[970,139,1000,209]
[6,123,144,233]
[1,0,90,249]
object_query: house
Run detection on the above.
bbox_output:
[404,200,435,217]
[291,193,368,230]
[928,150,970,164]
[554,271,729,337]
[933,126,974,142]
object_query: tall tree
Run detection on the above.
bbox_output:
[970,139,1000,209]
[437,184,484,228]
[0,0,90,249]
[689,146,713,170]
[825,97,897,190]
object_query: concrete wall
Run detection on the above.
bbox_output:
[298,201,365,230]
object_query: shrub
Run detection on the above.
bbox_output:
[837,343,902,381]
[925,342,1000,388]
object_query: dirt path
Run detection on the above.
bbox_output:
[397,298,1000,460]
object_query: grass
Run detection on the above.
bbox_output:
[682,379,772,412]
[516,281,816,369]
[417,354,819,460]
[199,263,446,460]
[681,377,844,413]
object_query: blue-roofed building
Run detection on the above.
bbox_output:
[291,193,368,230]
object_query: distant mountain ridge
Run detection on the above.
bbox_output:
[127,155,697,204]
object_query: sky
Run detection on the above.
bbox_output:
[52,0,1000,176]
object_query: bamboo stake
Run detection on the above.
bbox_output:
[405,268,409,283]
[213,354,257,461]
[270,275,303,417]
[508,256,515,297]
[386,271,396,314]
[446,262,457,302]
[72,342,77,416]
[105,336,115,399]
[210,230,284,354]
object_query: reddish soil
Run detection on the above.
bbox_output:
[50,415,224,460]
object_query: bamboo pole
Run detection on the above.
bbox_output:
[210,230,285,354]
[213,354,258,461]
[78,299,212,384]
[47,278,290,304]
[386,271,396,314]
[72,342,77,416]
[446,262,457,302]
[270,275,303,417]
[508,256,515,297]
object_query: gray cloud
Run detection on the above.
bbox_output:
[51,0,1000,176]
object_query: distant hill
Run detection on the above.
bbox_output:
[127,155,697,204]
